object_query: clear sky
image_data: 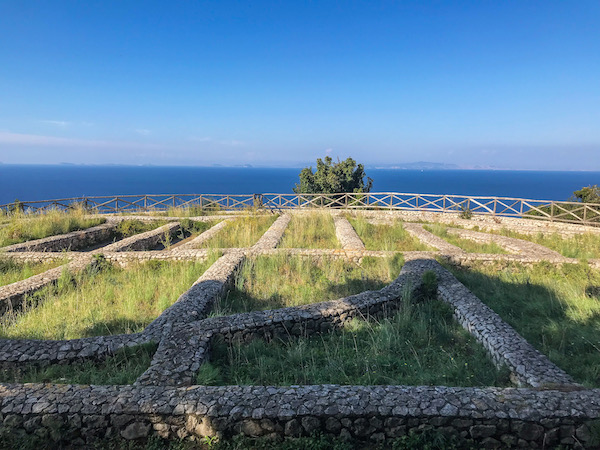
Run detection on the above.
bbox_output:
[0,1,598,169]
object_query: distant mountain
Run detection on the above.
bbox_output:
[372,161,461,170]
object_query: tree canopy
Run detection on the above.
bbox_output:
[293,156,373,194]
[573,185,600,204]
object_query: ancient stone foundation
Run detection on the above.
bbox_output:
[1,209,599,447]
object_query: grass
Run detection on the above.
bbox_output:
[0,429,477,450]
[113,218,217,249]
[445,260,600,387]
[484,227,600,259]
[0,258,67,286]
[423,224,507,254]
[198,215,277,248]
[0,254,220,340]
[199,289,509,387]
[114,219,167,238]
[213,254,404,315]
[0,342,156,385]
[0,208,105,248]
[279,212,340,248]
[347,216,430,251]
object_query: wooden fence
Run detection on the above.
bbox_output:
[1,192,600,226]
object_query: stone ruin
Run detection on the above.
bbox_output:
[0,209,599,448]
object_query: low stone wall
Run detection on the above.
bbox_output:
[403,223,465,254]
[0,222,115,253]
[355,209,600,236]
[333,215,365,250]
[252,213,289,250]
[3,211,600,447]
[447,227,565,260]
[103,250,213,267]
[1,383,599,447]
[174,219,231,250]
[0,256,93,316]
[426,259,576,388]
[101,222,180,252]
[0,333,148,369]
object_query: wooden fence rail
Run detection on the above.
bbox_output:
[1,192,600,226]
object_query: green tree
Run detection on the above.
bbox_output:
[293,156,373,194]
[573,185,600,204]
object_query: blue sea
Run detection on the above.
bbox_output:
[1,164,599,206]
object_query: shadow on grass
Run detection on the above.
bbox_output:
[444,260,600,387]
[82,318,151,337]
[0,342,157,385]
[213,276,390,316]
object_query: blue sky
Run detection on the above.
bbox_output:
[0,1,598,169]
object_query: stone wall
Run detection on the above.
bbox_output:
[2,210,600,447]
[332,215,365,250]
[174,219,231,250]
[1,377,599,447]
[353,209,600,236]
[101,222,180,252]
[447,227,565,260]
[0,222,115,252]
[403,223,465,254]
[0,256,92,316]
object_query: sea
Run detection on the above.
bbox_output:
[1,164,599,206]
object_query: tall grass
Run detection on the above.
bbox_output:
[0,258,67,286]
[0,255,220,340]
[213,254,404,315]
[489,228,600,259]
[0,208,105,247]
[114,219,166,238]
[199,295,509,387]
[446,260,600,387]
[423,224,507,254]
[348,216,430,251]
[279,212,340,248]
[199,215,277,248]
[0,343,156,385]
